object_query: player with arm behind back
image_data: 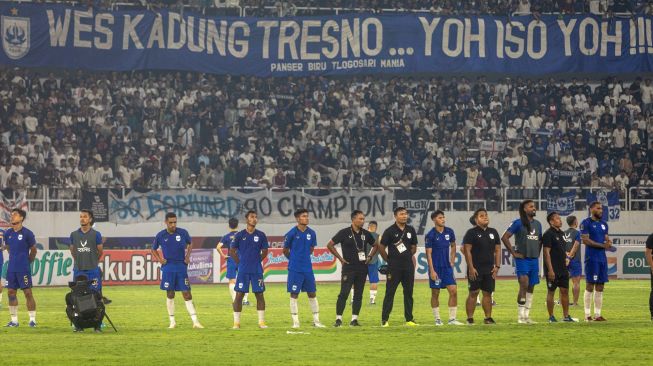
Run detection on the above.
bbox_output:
[216,218,249,306]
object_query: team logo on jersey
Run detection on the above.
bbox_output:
[489,233,495,239]
[407,233,412,239]
[445,234,450,240]
[176,235,181,241]
[563,234,571,242]
[80,240,88,247]
[601,224,606,230]
[18,234,22,240]
[361,235,365,241]
[307,234,312,240]
[2,14,30,60]
[477,234,482,238]
[254,236,259,242]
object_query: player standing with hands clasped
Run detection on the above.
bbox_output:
[463,208,501,325]
[379,207,419,327]
[151,212,203,329]
[230,210,269,329]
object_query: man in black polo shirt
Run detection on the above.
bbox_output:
[327,210,378,327]
[646,232,653,322]
[463,208,501,325]
[379,207,418,327]
[543,211,578,323]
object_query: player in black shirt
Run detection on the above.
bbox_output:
[543,212,578,323]
[326,210,378,327]
[646,232,653,321]
[379,207,419,327]
[462,208,501,325]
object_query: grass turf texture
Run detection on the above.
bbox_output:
[0,280,652,365]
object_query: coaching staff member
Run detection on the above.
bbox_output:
[543,211,577,323]
[379,207,419,327]
[327,210,378,327]
[463,208,501,325]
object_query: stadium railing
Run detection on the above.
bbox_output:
[2,186,647,213]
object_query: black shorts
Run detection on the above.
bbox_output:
[546,273,570,291]
[468,273,495,293]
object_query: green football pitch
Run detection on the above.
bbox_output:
[1,280,652,365]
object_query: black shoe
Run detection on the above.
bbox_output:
[484,317,496,324]
[102,297,112,305]
[350,319,360,327]
[94,327,102,333]
[467,318,474,324]
[333,319,342,327]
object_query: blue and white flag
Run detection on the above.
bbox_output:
[546,190,576,216]
[586,190,620,222]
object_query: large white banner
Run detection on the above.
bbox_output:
[109,189,393,225]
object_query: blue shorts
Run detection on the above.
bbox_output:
[585,259,609,284]
[367,262,379,283]
[226,258,238,280]
[236,272,265,293]
[161,270,191,291]
[515,257,540,287]
[429,266,457,289]
[287,270,316,293]
[567,259,582,278]
[6,271,32,290]
[73,267,102,291]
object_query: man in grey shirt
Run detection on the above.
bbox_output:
[69,209,105,301]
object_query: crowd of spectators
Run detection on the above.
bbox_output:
[1,66,653,206]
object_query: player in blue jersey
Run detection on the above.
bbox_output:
[230,210,269,329]
[366,221,380,304]
[151,212,203,329]
[4,208,38,327]
[284,208,325,328]
[580,201,611,321]
[0,227,4,309]
[216,218,249,306]
[501,200,543,324]
[425,211,464,326]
